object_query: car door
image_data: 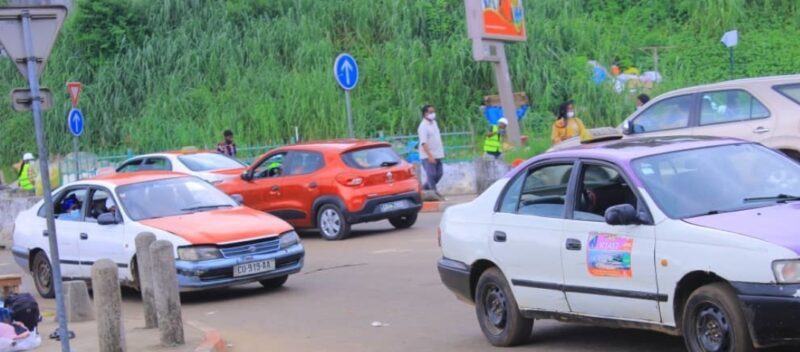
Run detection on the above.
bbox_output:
[560,161,661,322]
[48,187,89,279]
[268,151,325,227]
[79,187,127,277]
[691,89,776,143]
[489,161,575,313]
[626,94,696,137]
[238,152,288,212]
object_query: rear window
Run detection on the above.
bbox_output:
[775,84,800,106]
[342,147,401,169]
[178,153,245,172]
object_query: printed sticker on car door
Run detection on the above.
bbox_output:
[587,232,633,278]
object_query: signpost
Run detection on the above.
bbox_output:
[465,0,526,147]
[0,5,71,351]
[334,53,359,138]
[721,30,738,79]
[67,82,83,180]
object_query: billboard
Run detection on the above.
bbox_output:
[481,0,526,42]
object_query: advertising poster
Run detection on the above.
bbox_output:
[587,233,633,278]
[482,0,526,41]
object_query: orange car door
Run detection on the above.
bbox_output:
[268,151,325,227]
[239,152,288,212]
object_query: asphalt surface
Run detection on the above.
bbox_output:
[1,212,795,352]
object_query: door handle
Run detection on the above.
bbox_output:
[493,231,507,242]
[271,185,280,191]
[308,182,318,189]
[80,233,88,240]
[753,126,770,134]
[566,238,582,251]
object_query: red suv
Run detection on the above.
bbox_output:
[216,140,422,240]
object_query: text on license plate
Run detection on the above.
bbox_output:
[379,200,410,212]
[233,260,275,277]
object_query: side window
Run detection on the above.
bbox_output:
[699,90,769,125]
[253,153,286,179]
[53,188,87,222]
[116,159,143,172]
[139,158,171,171]
[774,84,800,105]
[285,152,325,176]
[630,95,693,133]
[86,189,117,223]
[498,173,525,213]
[574,165,638,222]
[516,164,573,218]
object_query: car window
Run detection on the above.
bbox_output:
[116,159,144,172]
[341,146,401,169]
[285,151,325,176]
[139,158,171,171]
[253,153,286,179]
[516,164,573,218]
[573,164,638,222]
[178,153,246,172]
[52,188,87,222]
[86,188,117,223]
[498,173,526,213]
[774,84,800,106]
[699,90,769,125]
[630,95,693,134]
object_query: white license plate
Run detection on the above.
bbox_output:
[233,260,275,277]
[379,200,409,212]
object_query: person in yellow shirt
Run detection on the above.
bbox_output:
[17,153,35,192]
[551,100,589,145]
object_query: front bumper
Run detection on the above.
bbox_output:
[346,191,422,224]
[176,243,304,291]
[438,258,472,303]
[731,282,800,348]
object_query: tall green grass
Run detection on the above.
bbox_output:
[0,0,798,166]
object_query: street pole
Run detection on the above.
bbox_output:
[491,42,522,147]
[73,136,79,180]
[728,47,735,79]
[345,90,354,138]
[21,10,71,352]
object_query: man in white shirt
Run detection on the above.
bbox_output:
[417,105,445,199]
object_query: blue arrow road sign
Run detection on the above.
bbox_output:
[67,108,84,137]
[334,53,359,91]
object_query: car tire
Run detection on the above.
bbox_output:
[317,204,350,241]
[682,283,754,352]
[32,251,55,299]
[475,267,533,347]
[259,275,288,290]
[388,213,418,229]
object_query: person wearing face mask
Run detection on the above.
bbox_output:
[551,100,589,145]
[417,104,445,199]
[636,94,650,109]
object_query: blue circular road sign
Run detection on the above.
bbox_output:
[67,108,84,137]
[334,53,359,91]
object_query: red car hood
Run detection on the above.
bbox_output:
[139,207,292,245]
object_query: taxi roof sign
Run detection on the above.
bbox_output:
[579,127,624,144]
[0,6,68,80]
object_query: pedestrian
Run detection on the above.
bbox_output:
[636,94,650,109]
[551,100,589,145]
[16,153,35,193]
[216,129,237,158]
[417,105,445,199]
[484,117,508,159]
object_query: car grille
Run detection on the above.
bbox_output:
[218,237,280,258]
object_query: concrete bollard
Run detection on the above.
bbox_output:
[62,281,94,322]
[134,232,158,329]
[91,259,126,352]
[150,240,184,346]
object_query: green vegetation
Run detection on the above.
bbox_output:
[1,0,799,166]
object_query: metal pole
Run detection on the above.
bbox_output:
[729,47,735,79]
[345,90,354,138]
[73,136,79,181]
[491,43,521,147]
[21,10,71,352]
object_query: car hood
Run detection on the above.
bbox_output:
[685,203,800,255]
[139,207,292,245]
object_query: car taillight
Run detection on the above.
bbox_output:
[336,173,364,187]
[408,166,416,178]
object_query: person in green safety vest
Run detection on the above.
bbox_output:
[484,118,508,159]
[17,153,35,192]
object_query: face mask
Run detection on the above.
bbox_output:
[566,111,575,118]
[426,113,436,120]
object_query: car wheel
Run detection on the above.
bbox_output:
[317,204,350,241]
[32,251,55,299]
[475,267,532,347]
[682,283,754,352]
[259,275,288,290]
[388,213,417,229]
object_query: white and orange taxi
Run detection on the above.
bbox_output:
[12,171,304,297]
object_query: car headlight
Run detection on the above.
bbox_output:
[773,260,800,284]
[279,231,299,249]
[177,246,222,261]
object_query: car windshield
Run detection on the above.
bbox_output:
[178,153,245,172]
[631,143,800,219]
[116,176,236,221]
[341,146,401,169]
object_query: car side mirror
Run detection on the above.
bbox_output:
[97,212,119,226]
[231,194,244,205]
[621,121,632,135]
[241,170,253,181]
[604,204,642,226]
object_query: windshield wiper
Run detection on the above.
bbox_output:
[180,204,233,212]
[743,194,800,203]
[380,161,399,167]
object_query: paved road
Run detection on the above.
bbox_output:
[2,212,793,351]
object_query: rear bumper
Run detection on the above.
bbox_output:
[731,282,800,348]
[346,191,422,224]
[437,258,472,303]
[176,244,304,291]
[11,246,29,273]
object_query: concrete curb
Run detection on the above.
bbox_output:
[194,330,226,352]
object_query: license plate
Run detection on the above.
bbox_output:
[379,200,409,212]
[233,260,275,277]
